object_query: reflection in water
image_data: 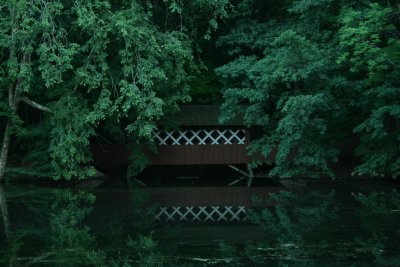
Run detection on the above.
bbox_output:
[1,188,104,266]
[0,184,16,267]
[247,190,338,266]
[0,185,399,266]
[0,185,11,242]
[0,185,175,267]
[219,191,340,266]
[218,190,400,267]
[353,190,400,267]
[47,190,103,266]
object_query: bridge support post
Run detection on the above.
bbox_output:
[228,164,254,187]
[246,164,254,187]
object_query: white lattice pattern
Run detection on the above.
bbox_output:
[153,129,246,145]
[154,206,247,222]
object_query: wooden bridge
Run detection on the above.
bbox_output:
[92,106,253,166]
[149,127,250,165]
[90,105,272,186]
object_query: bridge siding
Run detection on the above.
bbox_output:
[148,144,249,165]
[91,128,251,170]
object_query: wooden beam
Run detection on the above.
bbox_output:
[228,176,246,186]
[228,164,251,177]
[247,164,254,187]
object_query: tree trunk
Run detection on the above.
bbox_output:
[0,184,12,242]
[0,120,12,183]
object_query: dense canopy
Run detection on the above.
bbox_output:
[1,0,400,180]
[217,0,400,178]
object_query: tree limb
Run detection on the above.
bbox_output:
[19,97,52,113]
[8,83,14,110]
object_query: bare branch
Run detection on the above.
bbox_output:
[19,97,52,113]
[14,52,32,105]
[8,83,14,110]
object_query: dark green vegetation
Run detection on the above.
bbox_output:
[0,184,399,266]
[0,0,229,181]
[1,0,400,181]
[217,0,400,179]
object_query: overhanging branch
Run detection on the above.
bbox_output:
[19,97,52,113]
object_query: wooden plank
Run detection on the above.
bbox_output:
[147,144,250,165]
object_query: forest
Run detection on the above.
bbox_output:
[1,0,400,182]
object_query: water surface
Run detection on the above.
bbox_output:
[0,181,399,266]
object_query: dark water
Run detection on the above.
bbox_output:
[0,181,399,267]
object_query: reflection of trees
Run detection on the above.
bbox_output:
[219,190,339,267]
[122,180,174,266]
[0,184,19,267]
[0,183,219,267]
[0,185,175,267]
[0,188,104,267]
[353,190,400,267]
[127,179,157,235]
[45,190,105,266]
[250,190,338,266]
[0,185,11,242]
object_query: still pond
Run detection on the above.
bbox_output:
[0,180,399,266]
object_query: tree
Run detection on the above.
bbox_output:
[338,3,400,177]
[0,0,229,181]
[216,0,400,178]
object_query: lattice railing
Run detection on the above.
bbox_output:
[153,129,246,145]
[154,206,247,223]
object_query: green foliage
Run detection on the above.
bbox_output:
[289,0,336,14]
[353,105,400,177]
[217,0,400,178]
[127,144,151,178]
[8,123,55,178]
[216,15,338,178]
[269,94,338,178]
[2,0,400,179]
[49,96,96,180]
[337,3,400,177]
[0,0,230,179]
[337,4,393,76]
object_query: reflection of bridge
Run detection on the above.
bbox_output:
[155,206,248,223]
[148,187,280,223]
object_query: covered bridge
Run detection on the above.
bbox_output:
[91,105,255,184]
[148,105,250,165]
